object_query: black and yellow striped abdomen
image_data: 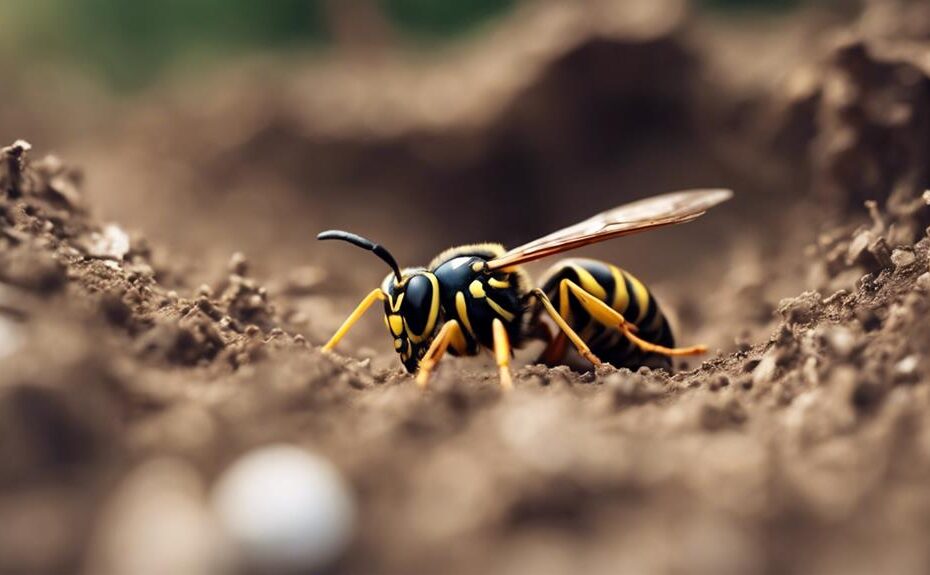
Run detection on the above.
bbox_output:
[538,258,675,369]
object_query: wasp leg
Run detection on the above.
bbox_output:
[415,320,464,388]
[323,288,386,352]
[531,289,603,367]
[561,279,706,357]
[557,279,637,334]
[492,318,514,391]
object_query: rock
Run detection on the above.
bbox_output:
[894,355,920,383]
[867,236,893,269]
[1,140,31,198]
[211,445,356,573]
[891,248,916,269]
[846,229,875,266]
[917,272,930,291]
[227,252,249,276]
[752,352,779,386]
[820,326,857,359]
[777,291,822,325]
[33,154,84,209]
[84,224,131,261]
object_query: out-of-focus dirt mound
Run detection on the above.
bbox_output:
[63,0,765,279]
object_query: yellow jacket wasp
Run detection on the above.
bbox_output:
[318,189,732,389]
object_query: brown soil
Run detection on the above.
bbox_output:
[3,1,930,574]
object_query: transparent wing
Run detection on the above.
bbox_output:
[487,188,733,270]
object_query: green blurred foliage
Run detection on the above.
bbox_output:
[385,0,516,38]
[4,0,328,89]
[0,0,801,90]
[1,0,517,89]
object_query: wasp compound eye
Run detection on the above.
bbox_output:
[401,274,436,337]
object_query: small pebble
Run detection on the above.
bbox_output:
[752,353,778,386]
[821,326,856,358]
[868,237,893,269]
[917,272,930,291]
[777,291,821,325]
[5,139,32,154]
[846,230,873,265]
[891,248,916,269]
[86,224,131,260]
[212,445,356,572]
[895,355,919,378]
[228,252,249,276]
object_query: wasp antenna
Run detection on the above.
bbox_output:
[317,230,403,281]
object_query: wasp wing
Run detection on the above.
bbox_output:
[487,188,733,270]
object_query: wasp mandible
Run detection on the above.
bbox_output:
[318,189,732,389]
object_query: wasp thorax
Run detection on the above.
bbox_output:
[381,270,441,373]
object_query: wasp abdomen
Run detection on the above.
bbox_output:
[538,258,675,369]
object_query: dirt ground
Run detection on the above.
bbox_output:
[3,1,930,574]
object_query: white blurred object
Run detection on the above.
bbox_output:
[86,224,131,260]
[87,458,233,575]
[211,444,356,572]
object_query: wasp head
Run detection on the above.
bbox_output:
[381,269,441,372]
[317,230,444,374]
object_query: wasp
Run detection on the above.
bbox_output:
[318,189,732,389]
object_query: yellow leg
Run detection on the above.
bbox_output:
[415,320,463,388]
[492,318,514,391]
[558,279,637,334]
[323,288,385,352]
[532,289,602,366]
[562,279,706,357]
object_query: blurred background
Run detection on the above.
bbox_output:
[0,0,843,347]
[1,0,805,90]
